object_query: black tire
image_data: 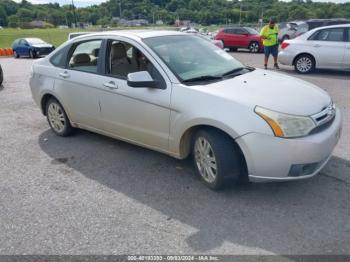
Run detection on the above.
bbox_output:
[45,98,74,137]
[294,54,315,74]
[0,65,3,86]
[192,129,245,190]
[248,41,260,53]
[13,50,19,58]
[29,50,36,59]
[229,47,237,52]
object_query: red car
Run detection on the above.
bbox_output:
[215,27,263,53]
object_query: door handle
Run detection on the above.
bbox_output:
[313,44,321,48]
[59,71,70,79]
[103,81,118,90]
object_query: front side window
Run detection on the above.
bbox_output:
[235,28,247,35]
[68,40,102,73]
[313,28,344,42]
[106,40,161,81]
[144,35,245,82]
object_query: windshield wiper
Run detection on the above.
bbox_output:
[183,75,222,83]
[221,67,247,77]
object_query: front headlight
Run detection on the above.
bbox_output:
[255,106,316,138]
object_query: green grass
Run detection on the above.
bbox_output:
[0,26,177,48]
[0,28,96,48]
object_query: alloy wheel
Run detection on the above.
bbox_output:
[194,137,218,183]
[47,102,66,133]
[296,56,312,73]
[249,42,259,53]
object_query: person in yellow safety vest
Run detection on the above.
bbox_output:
[260,19,280,70]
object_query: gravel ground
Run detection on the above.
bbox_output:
[0,54,349,255]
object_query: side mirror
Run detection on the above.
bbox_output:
[127,71,160,89]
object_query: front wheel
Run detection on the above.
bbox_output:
[13,50,19,58]
[294,54,315,74]
[29,50,36,59]
[46,98,74,136]
[248,42,260,53]
[192,129,244,190]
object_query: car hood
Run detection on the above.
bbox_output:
[202,69,331,116]
[32,44,53,48]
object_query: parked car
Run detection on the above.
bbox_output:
[30,31,342,190]
[0,64,3,86]
[215,27,263,53]
[68,32,93,40]
[278,24,350,74]
[278,21,302,42]
[187,32,224,49]
[12,38,55,59]
[294,19,350,37]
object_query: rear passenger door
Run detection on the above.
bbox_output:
[308,27,345,69]
[53,38,105,128]
[97,38,172,151]
[234,28,249,47]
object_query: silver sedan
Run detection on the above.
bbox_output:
[278,24,350,73]
[30,30,342,190]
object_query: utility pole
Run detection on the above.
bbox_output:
[239,3,242,26]
[71,0,77,28]
[116,0,122,18]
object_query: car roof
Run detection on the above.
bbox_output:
[73,30,185,41]
[311,23,350,30]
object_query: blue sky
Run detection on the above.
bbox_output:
[13,0,350,7]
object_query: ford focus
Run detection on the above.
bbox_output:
[30,31,342,190]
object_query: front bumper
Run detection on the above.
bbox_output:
[236,108,342,182]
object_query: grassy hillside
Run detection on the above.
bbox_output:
[0,28,95,48]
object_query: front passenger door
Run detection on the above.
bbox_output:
[98,39,172,151]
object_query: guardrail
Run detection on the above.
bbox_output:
[0,48,14,56]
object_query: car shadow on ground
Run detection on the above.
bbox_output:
[38,129,350,254]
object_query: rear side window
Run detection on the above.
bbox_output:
[223,29,235,34]
[50,50,65,68]
[235,28,246,35]
[311,28,344,42]
[68,40,102,73]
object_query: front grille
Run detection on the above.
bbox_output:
[310,102,336,134]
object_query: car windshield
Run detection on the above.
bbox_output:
[244,27,259,35]
[143,35,245,82]
[26,38,46,45]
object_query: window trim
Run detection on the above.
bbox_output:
[308,27,346,42]
[64,38,104,75]
[103,38,167,90]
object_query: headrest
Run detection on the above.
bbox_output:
[92,48,100,57]
[111,43,127,60]
[73,53,91,64]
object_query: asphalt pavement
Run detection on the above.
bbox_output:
[0,54,349,255]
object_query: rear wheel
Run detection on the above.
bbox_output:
[248,42,260,53]
[192,129,244,190]
[294,54,315,74]
[46,98,74,136]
